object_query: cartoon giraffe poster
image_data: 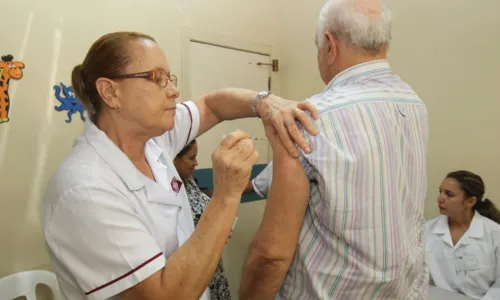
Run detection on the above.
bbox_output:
[0,55,25,123]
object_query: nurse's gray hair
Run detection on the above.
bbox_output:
[447,171,500,224]
[316,0,392,52]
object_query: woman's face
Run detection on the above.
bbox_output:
[437,178,476,218]
[113,38,180,136]
[174,143,199,180]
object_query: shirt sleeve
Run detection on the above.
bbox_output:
[157,101,201,158]
[251,110,317,198]
[44,184,167,300]
[252,162,273,198]
[296,113,317,181]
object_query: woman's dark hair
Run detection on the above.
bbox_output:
[175,140,197,160]
[71,31,156,122]
[446,170,500,224]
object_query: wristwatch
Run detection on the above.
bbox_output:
[253,90,271,118]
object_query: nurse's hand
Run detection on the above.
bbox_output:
[265,124,288,155]
[212,130,260,200]
[256,95,319,158]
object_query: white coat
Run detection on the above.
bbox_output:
[41,101,210,300]
[425,212,500,300]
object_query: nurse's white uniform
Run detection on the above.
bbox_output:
[425,212,500,300]
[41,101,211,300]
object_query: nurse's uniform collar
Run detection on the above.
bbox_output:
[434,212,484,239]
[83,120,146,191]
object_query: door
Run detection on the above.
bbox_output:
[186,41,272,299]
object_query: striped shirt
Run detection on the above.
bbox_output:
[256,60,430,299]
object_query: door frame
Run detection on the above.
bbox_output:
[180,27,281,102]
[180,27,279,161]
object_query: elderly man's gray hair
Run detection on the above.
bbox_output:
[316,0,392,52]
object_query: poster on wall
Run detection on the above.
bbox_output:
[0,54,25,124]
[53,82,86,123]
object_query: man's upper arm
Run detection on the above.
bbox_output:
[45,185,166,300]
[252,113,318,198]
[296,112,318,181]
[158,101,201,158]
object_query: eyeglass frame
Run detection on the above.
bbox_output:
[109,68,177,88]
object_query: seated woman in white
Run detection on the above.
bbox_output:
[426,170,500,300]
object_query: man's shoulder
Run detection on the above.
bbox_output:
[307,79,424,116]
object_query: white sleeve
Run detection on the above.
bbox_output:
[158,101,200,158]
[252,162,273,198]
[44,185,167,300]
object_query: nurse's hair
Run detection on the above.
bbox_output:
[175,140,197,160]
[315,0,392,51]
[446,170,500,224]
[71,31,156,122]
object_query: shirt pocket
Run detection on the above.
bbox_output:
[455,244,495,291]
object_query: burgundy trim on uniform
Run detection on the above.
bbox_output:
[180,103,193,147]
[85,252,163,295]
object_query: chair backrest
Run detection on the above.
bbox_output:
[0,270,62,300]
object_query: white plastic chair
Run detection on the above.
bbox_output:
[0,270,62,300]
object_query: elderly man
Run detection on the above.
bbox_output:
[240,0,429,299]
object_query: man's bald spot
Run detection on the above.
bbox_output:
[351,0,382,19]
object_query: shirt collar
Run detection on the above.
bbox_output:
[83,120,145,191]
[146,139,164,162]
[467,211,484,238]
[433,215,450,235]
[433,211,484,238]
[323,59,392,92]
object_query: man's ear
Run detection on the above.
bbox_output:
[324,31,338,66]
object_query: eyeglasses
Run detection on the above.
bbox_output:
[111,68,177,88]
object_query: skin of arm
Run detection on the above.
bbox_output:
[239,130,311,299]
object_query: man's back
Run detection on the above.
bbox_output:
[278,60,429,300]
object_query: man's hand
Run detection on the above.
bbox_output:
[256,95,319,158]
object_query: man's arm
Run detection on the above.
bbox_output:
[193,88,319,157]
[240,128,310,300]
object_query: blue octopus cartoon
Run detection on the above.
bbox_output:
[54,82,86,123]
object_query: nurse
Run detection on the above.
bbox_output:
[425,170,500,299]
[41,31,318,300]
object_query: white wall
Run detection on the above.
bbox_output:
[387,0,500,217]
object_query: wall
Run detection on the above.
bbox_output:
[0,0,279,281]
[277,0,500,219]
[387,0,500,218]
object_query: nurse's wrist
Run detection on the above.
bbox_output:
[211,192,240,205]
